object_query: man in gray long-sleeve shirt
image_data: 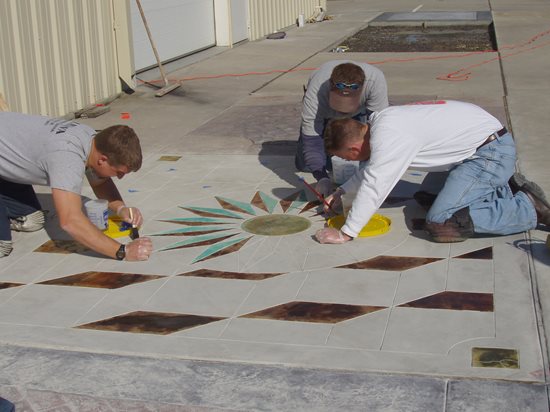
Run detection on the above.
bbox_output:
[295,60,388,196]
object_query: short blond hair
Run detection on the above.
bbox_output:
[324,118,365,153]
[94,125,142,171]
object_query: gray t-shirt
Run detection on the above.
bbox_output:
[0,112,95,194]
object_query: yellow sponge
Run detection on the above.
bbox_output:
[103,216,132,239]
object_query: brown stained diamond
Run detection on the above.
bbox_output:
[179,268,285,280]
[34,239,89,254]
[472,347,519,369]
[454,247,493,260]
[338,255,443,271]
[38,272,164,289]
[399,291,493,312]
[241,301,387,324]
[0,282,24,290]
[76,311,225,335]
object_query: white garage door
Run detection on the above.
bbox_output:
[131,0,216,72]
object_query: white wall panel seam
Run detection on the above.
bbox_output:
[10,0,27,112]
[67,0,83,111]
[248,0,323,41]
[50,1,66,116]
[29,1,46,113]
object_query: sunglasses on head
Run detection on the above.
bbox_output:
[332,82,361,90]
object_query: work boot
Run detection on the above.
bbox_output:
[413,191,437,211]
[520,185,550,226]
[10,210,45,232]
[0,240,13,257]
[425,207,474,243]
[509,172,548,202]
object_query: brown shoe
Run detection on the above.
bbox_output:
[509,172,548,202]
[425,207,474,243]
[520,185,550,226]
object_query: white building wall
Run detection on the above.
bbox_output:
[0,0,328,116]
[248,0,327,41]
[0,0,132,117]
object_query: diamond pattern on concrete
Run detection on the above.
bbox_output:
[178,268,285,280]
[0,282,23,290]
[454,247,493,260]
[399,291,494,312]
[38,272,164,289]
[241,301,387,323]
[338,256,444,271]
[76,311,225,335]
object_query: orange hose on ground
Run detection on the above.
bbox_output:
[136,28,550,85]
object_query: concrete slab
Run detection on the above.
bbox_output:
[0,155,544,383]
[2,0,550,410]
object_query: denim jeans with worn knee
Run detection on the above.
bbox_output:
[0,178,42,241]
[426,132,537,235]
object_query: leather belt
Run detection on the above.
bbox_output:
[477,127,507,150]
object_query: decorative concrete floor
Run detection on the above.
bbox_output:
[0,154,543,382]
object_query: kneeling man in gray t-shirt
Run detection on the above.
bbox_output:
[0,112,152,261]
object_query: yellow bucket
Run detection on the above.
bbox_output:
[327,213,391,237]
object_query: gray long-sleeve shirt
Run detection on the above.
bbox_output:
[300,60,388,179]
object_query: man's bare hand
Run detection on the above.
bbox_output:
[315,227,352,244]
[125,237,153,261]
[117,206,143,227]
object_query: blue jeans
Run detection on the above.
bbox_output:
[0,178,42,241]
[426,132,537,235]
[0,397,15,412]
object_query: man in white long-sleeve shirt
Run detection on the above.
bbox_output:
[315,100,550,244]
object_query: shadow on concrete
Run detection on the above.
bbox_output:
[513,237,550,267]
[258,140,307,200]
[35,193,102,258]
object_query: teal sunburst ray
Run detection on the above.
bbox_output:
[280,190,308,212]
[215,196,256,215]
[251,191,278,214]
[157,232,239,252]
[158,217,233,226]
[179,207,244,219]
[149,226,231,236]
[192,236,253,263]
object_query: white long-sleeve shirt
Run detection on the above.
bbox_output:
[340,100,504,237]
